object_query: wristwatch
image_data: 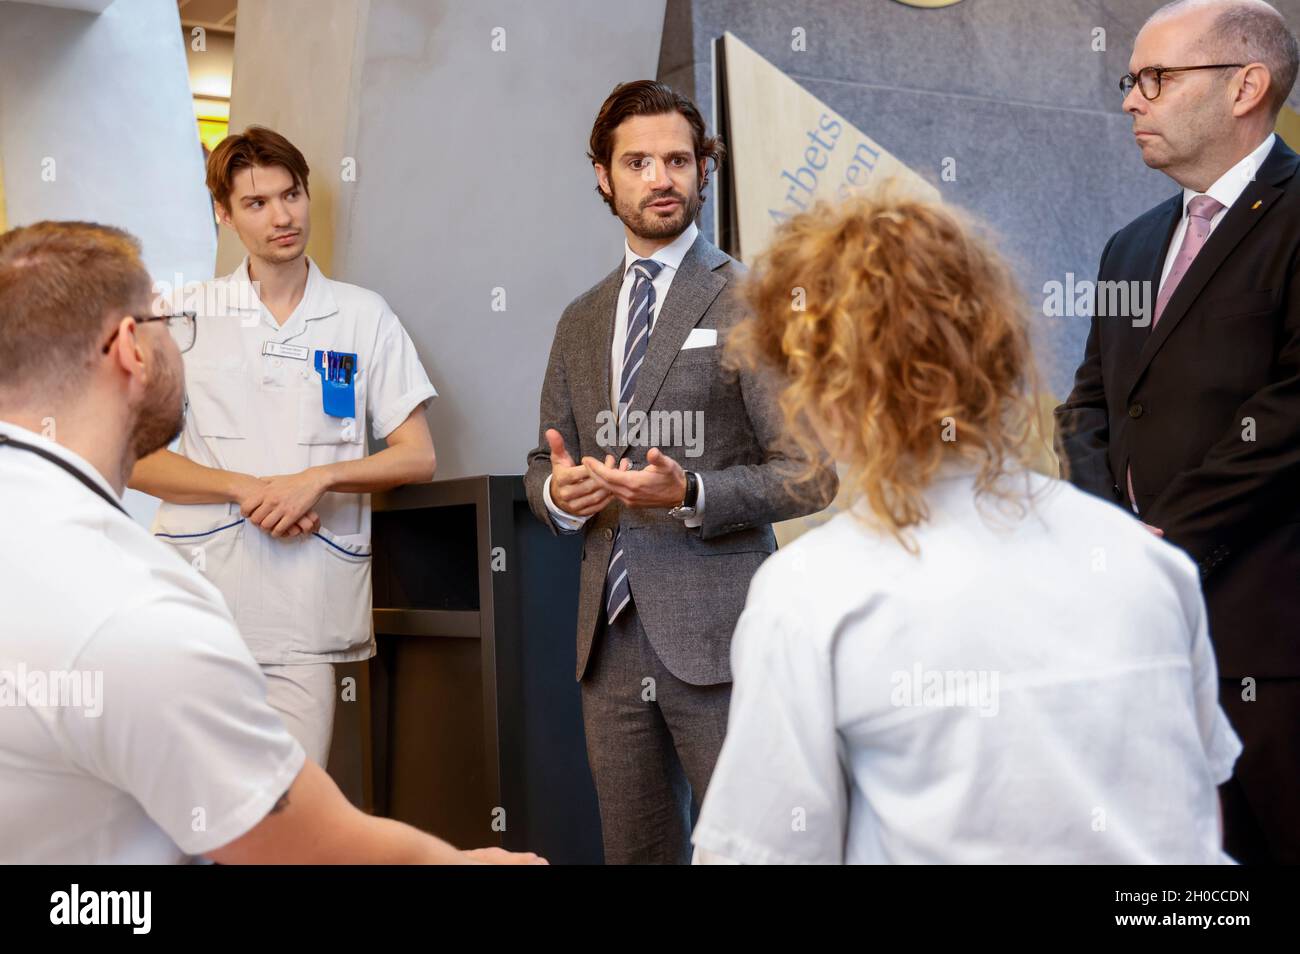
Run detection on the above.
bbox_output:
[668,471,699,520]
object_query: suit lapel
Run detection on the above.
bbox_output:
[1144,198,1182,292]
[586,263,623,418]
[618,234,728,458]
[1114,195,1180,395]
[1127,140,1299,396]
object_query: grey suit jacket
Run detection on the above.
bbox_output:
[525,233,837,685]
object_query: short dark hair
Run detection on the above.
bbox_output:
[0,221,150,401]
[206,125,311,212]
[586,80,725,212]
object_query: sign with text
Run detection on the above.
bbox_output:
[719,31,938,263]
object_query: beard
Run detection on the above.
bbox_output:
[128,340,185,461]
[611,180,702,242]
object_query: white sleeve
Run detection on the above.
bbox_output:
[691,569,847,864]
[368,304,438,441]
[59,595,307,857]
[543,473,589,532]
[1182,567,1242,785]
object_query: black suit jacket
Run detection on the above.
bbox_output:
[1055,137,1300,678]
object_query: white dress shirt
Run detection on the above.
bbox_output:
[1158,133,1275,292]
[544,222,705,530]
[693,465,1240,864]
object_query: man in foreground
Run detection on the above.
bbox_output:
[0,220,541,864]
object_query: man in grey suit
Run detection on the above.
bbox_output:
[524,80,837,864]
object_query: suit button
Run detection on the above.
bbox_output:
[603,528,614,541]
[1128,403,1143,419]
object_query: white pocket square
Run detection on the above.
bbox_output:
[681,328,717,350]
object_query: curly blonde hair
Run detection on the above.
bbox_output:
[726,190,1049,551]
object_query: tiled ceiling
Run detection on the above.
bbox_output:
[177,0,237,32]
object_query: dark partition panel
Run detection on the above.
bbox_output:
[369,476,602,864]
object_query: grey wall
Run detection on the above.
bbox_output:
[657,0,1300,397]
[0,0,214,283]
[0,0,218,525]
[219,0,367,279]
[335,0,668,480]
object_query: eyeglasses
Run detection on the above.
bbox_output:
[1120,64,1244,100]
[101,312,197,354]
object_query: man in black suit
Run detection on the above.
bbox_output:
[1056,0,1300,863]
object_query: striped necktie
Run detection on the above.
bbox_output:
[604,258,663,625]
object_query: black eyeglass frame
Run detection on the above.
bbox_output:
[101,312,197,354]
[1120,64,1246,100]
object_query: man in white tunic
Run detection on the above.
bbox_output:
[131,127,438,766]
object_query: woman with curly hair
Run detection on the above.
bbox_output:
[691,193,1241,864]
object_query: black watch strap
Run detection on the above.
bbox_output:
[681,471,699,509]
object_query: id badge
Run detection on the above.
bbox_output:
[313,349,358,418]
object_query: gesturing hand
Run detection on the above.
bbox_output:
[547,429,613,517]
[582,447,686,510]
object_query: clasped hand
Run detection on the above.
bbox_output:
[233,470,329,538]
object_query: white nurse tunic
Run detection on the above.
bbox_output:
[153,257,437,665]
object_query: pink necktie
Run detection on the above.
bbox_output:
[1127,194,1226,510]
[1152,194,1225,326]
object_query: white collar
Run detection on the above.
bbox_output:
[1183,133,1276,216]
[622,221,699,277]
[0,418,123,504]
[231,254,338,332]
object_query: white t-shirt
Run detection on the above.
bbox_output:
[0,421,306,863]
[155,256,438,664]
[693,466,1241,864]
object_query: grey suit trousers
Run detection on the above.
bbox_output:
[580,600,731,865]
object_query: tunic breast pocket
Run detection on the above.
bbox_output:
[186,372,253,439]
[297,369,367,445]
